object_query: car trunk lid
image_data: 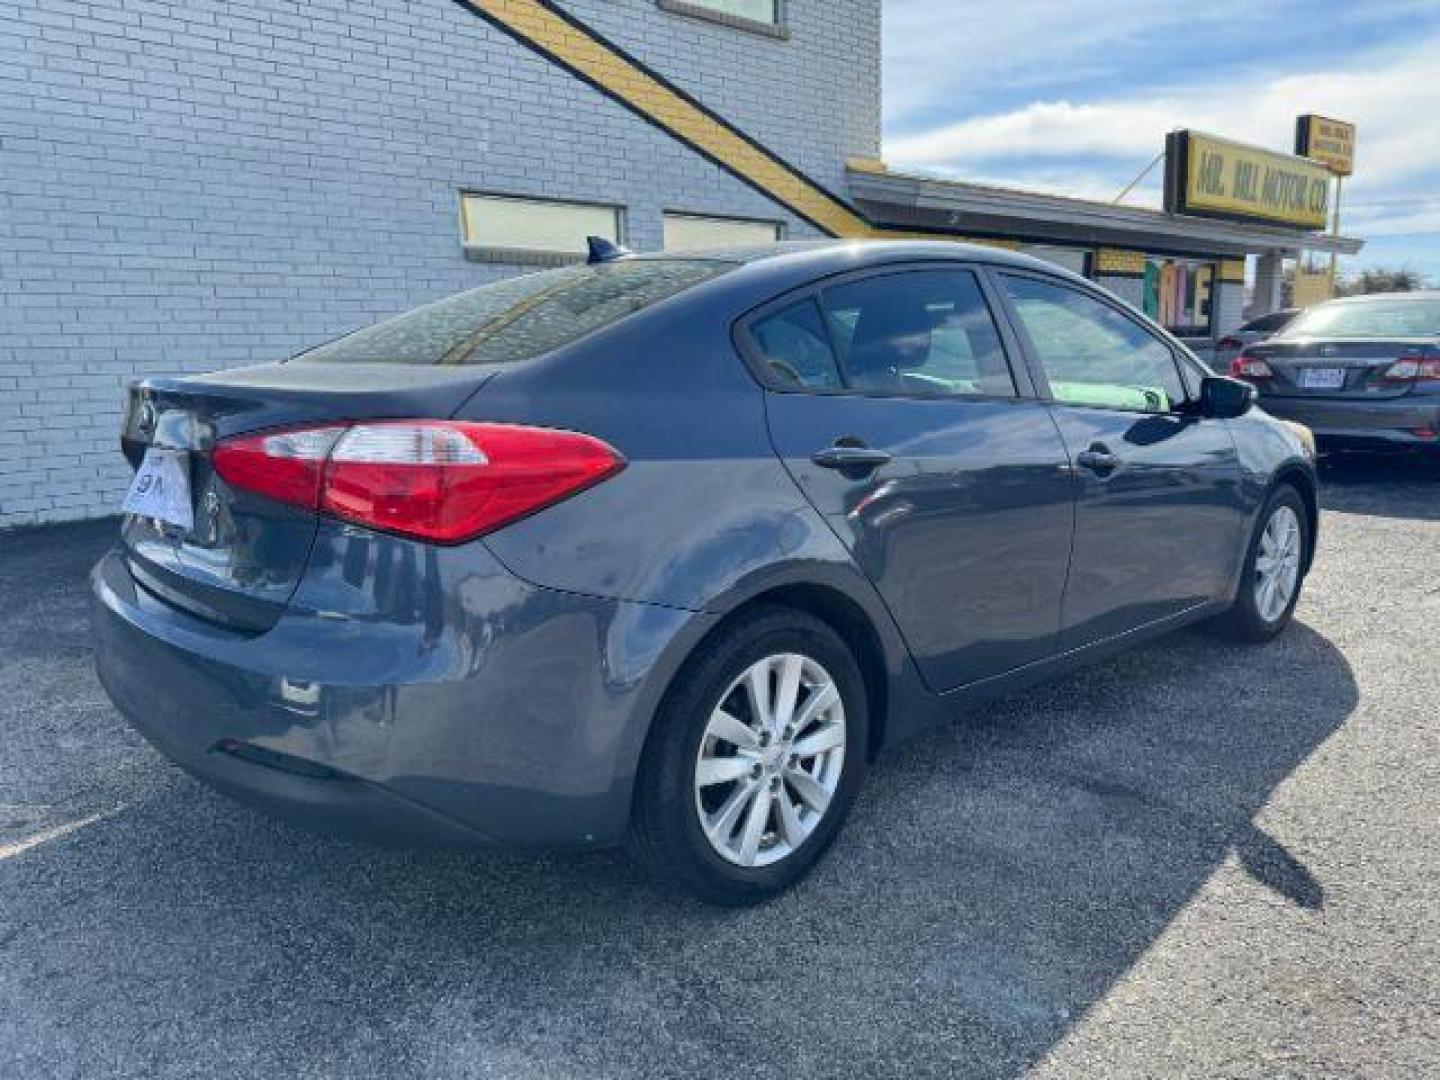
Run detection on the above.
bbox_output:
[119,362,496,632]
[1246,338,1438,401]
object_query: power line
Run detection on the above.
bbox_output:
[1112,151,1166,204]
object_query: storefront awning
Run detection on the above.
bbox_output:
[848,165,1364,259]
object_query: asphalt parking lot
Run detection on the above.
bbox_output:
[2,453,1437,1079]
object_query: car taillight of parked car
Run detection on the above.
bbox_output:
[212,420,625,543]
[1230,354,1274,379]
[1379,354,1440,382]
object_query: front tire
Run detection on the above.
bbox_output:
[1212,485,1309,643]
[627,606,868,906]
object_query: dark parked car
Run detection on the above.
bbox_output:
[1215,308,1299,369]
[1230,291,1440,452]
[93,241,1318,905]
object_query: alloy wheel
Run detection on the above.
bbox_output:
[1254,504,1302,623]
[693,652,847,868]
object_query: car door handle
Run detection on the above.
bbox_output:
[1076,446,1122,475]
[811,444,892,471]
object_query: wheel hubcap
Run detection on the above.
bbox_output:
[694,652,846,868]
[1254,505,1302,623]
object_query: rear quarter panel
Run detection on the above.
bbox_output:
[457,282,857,615]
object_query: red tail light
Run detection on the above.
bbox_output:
[208,425,348,510]
[213,421,624,543]
[1230,354,1274,379]
[1380,354,1440,382]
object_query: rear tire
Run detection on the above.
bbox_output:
[627,605,868,906]
[1211,485,1309,643]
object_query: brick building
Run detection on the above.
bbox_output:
[0,0,1359,526]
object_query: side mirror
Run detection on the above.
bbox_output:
[1199,375,1256,419]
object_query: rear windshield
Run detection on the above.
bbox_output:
[1279,298,1440,340]
[296,259,733,366]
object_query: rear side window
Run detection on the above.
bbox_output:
[749,300,844,390]
[1001,274,1186,414]
[1242,310,1295,334]
[821,270,1017,398]
[297,259,733,366]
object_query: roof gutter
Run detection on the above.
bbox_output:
[849,168,1365,258]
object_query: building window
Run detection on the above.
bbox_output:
[657,0,786,38]
[663,213,781,251]
[460,193,623,264]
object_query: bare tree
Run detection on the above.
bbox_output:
[1335,267,1431,296]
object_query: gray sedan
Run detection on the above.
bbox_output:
[1230,291,1440,451]
[92,241,1317,905]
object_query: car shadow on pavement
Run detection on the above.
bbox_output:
[1318,451,1440,520]
[2,578,1357,1080]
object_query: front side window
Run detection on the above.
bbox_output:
[821,271,1017,398]
[749,299,843,391]
[663,213,781,252]
[297,259,733,366]
[1002,275,1187,414]
[460,193,622,259]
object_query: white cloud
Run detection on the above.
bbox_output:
[883,13,1440,255]
[883,0,1440,131]
[887,100,1177,165]
[1346,197,1440,238]
[882,0,1259,124]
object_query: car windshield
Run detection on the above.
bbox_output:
[1279,297,1440,340]
[295,259,734,365]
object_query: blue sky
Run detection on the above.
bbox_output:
[882,0,1440,281]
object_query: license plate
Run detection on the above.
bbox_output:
[1300,367,1346,389]
[121,448,194,531]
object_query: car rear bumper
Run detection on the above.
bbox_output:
[1259,396,1440,447]
[92,527,710,849]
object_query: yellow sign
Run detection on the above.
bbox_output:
[1165,131,1331,230]
[1295,114,1356,177]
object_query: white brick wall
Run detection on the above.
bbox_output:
[0,0,883,526]
[570,0,883,193]
[1213,280,1246,336]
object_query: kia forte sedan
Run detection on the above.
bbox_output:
[93,241,1317,905]
[1231,291,1440,451]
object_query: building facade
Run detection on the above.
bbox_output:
[0,0,1357,527]
[0,0,878,526]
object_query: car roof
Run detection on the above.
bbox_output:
[1322,290,1440,305]
[632,239,1093,300]
[640,238,1084,280]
